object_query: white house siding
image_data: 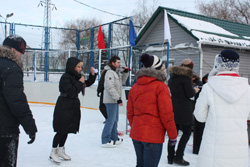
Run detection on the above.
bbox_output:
[137,11,200,74]
[137,12,198,47]
[202,45,250,81]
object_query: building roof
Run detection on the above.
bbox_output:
[136,6,250,48]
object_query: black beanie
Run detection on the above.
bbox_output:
[3,35,26,54]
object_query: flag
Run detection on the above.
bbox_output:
[164,10,171,45]
[97,25,105,51]
[129,20,137,46]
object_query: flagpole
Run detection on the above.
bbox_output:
[128,46,132,86]
[98,49,102,80]
[167,41,170,69]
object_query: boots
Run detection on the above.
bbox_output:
[49,148,61,163]
[58,146,71,160]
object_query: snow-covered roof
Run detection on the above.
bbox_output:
[169,13,250,48]
[136,6,250,49]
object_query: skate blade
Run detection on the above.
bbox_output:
[49,156,61,164]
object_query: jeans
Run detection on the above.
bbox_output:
[167,124,192,161]
[0,134,19,167]
[132,139,163,167]
[101,103,119,144]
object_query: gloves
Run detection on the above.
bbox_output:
[117,99,122,104]
[27,133,36,144]
[168,138,177,146]
[97,92,101,97]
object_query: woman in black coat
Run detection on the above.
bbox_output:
[50,57,97,163]
[167,59,200,166]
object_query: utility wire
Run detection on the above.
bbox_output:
[73,0,127,18]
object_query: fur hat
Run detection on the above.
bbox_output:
[209,49,240,77]
[3,35,26,54]
[181,58,193,69]
[140,54,163,70]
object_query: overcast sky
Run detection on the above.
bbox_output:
[0,0,201,27]
[0,0,203,47]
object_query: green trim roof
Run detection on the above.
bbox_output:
[136,6,250,44]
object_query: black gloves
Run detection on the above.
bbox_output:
[27,133,36,144]
[117,99,122,104]
[168,138,177,146]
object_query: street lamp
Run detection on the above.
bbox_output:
[0,13,14,38]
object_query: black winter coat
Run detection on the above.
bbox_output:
[0,46,37,136]
[168,66,196,125]
[53,57,97,134]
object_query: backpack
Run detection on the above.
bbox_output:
[97,70,107,96]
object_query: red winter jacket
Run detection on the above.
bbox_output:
[127,68,177,143]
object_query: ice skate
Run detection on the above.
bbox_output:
[49,148,61,164]
[58,146,71,160]
[101,141,116,148]
[114,138,123,145]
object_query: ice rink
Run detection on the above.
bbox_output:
[17,103,250,167]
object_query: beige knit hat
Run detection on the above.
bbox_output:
[181,58,193,69]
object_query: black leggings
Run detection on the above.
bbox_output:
[52,133,68,148]
[167,124,192,160]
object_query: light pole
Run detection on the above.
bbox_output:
[0,13,14,38]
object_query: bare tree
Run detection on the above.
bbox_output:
[196,0,250,24]
[59,18,101,49]
[131,0,158,27]
[110,0,159,66]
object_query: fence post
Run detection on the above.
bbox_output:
[76,30,80,58]
[34,51,37,81]
[10,23,15,35]
[108,23,113,60]
[44,26,50,81]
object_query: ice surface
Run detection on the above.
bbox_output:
[17,104,250,167]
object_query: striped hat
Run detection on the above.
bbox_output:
[140,54,163,70]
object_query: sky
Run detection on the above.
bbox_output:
[0,0,200,27]
[0,0,203,46]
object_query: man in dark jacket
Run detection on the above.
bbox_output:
[167,59,199,166]
[0,35,37,167]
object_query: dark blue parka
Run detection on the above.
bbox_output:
[53,57,96,134]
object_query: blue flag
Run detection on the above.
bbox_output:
[129,20,137,46]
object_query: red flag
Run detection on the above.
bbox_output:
[97,25,105,51]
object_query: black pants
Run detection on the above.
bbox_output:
[0,134,19,167]
[52,133,68,148]
[99,94,108,119]
[167,124,192,161]
[193,118,205,154]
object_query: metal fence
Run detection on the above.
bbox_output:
[22,46,144,84]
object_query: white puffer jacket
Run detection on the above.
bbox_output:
[194,72,250,167]
[103,65,129,103]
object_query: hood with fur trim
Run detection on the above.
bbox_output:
[0,46,23,69]
[136,67,167,82]
[168,66,193,78]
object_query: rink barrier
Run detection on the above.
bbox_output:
[24,82,128,114]
[28,101,99,110]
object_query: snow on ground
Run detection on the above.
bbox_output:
[18,103,250,167]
